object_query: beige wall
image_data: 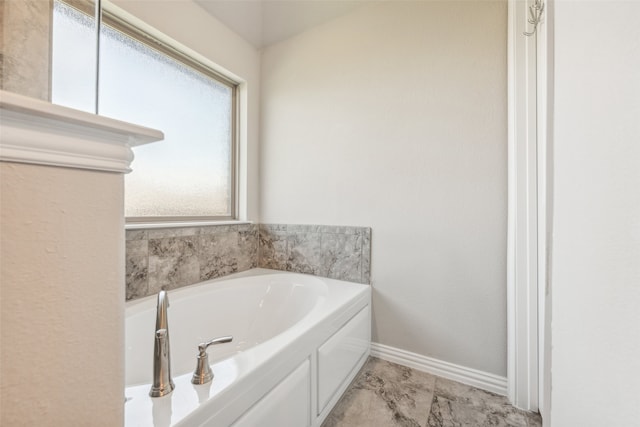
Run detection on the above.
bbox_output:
[0,162,125,425]
[550,1,640,425]
[1,2,126,424]
[260,1,508,375]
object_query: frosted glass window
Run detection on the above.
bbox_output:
[99,25,235,219]
[50,1,237,220]
[51,0,98,113]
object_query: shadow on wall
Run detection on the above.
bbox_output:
[126,223,371,300]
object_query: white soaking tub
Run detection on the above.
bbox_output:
[124,269,371,427]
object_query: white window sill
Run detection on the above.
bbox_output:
[125,220,253,230]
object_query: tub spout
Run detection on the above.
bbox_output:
[150,290,175,397]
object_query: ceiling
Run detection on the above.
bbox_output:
[195,0,376,49]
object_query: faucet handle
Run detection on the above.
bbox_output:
[191,335,233,385]
[197,335,233,356]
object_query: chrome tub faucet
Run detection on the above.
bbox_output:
[150,290,175,397]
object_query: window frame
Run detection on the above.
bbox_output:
[54,0,240,222]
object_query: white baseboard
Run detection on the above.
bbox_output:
[370,342,508,396]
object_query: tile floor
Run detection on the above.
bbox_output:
[322,357,542,427]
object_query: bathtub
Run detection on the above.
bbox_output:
[124,269,371,426]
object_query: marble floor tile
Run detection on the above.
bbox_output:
[427,378,541,427]
[323,357,436,427]
[427,395,540,427]
[323,357,541,427]
[433,377,513,413]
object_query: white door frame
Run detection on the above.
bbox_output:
[507,0,548,414]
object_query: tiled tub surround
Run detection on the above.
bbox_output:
[259,224,371,284]
[126,223,371,300]
[125,224,259,300]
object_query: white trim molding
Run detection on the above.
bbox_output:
[371,343,508,397]
[125,220,253,230]
[0,91,163,173]
[507,0,544,412]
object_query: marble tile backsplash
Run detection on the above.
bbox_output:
[125,224,259,301]
[259,224,371,284]
[126,223,371,301]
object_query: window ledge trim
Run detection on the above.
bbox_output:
[125,220,253,230]
[0,91,163,173]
